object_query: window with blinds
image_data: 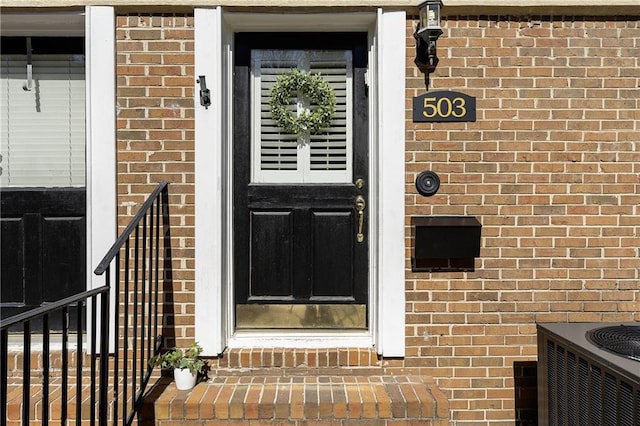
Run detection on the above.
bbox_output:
[1,52,86,188]
[251,50,353,184]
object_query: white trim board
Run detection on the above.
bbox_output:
[195,9,405,357]
[86,6,117,352]
[0,12,85,36]
[194,7,225,355]
[3,1,639,9]
[86,6,117,293]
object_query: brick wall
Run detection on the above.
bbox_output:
[405,14,640,424]
[116,13,195,348]
[113,10,640,425]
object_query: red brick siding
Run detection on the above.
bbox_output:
[113,10,640,425]
[116,13,195,348]
[406,14,640,424]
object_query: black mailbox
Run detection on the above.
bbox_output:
[412,216,482,264]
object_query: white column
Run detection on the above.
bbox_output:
[194,7,225,355]
[376,9,406,357]
[86,5,116,352]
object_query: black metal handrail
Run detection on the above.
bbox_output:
[1,287,110,426]
[94,181,170,425]
[1,181,171,426]
[94,181,169,274]
[0,287,108,329]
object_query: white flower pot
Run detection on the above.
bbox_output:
[173,367,197,390]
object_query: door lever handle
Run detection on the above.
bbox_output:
[355,195,366,243]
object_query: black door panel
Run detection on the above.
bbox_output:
[1,188,85,330]
[249,210,294,298]
[310,210,354,298]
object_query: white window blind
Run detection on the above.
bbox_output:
[251,50,352,184]
[0,54,86,187]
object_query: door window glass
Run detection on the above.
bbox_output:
[1,37,85,188]
[251,49,352,184]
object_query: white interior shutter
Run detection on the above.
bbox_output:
[257,57,299,173]
[0,53,86,188]
[308,52,352,177]
[251,50,352,184]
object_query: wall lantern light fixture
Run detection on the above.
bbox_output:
[414,0,443,90]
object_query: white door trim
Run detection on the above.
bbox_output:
[195,8,405,357]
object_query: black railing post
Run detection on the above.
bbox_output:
[42,314,50,426]
[22,321,30,424]
[93,181,169,425]
[99,290,110,426]
[141,212,147,391]
[76,301,84,426]
[61,307,69,424]
[1,287,113,425]
[145,201,158,371]
[122,240,130,424]
[0,328,8,426]
[132,225,139,407]
[153,195,161,350]
[110,260,118,426]
[90,294,98,426]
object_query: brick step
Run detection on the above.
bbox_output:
[6,349,85,376]
[6,360,153,425]
[137,373,450,425]
[6,348,144,378]
[5,379,124,425]
[8,347,382,374]
[217,347,381,368]
[5,347,450,424]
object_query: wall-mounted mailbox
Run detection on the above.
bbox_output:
[412,216,482,270]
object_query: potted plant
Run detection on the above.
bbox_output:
[149,342,205,390]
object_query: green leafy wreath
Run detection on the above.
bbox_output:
[269,69,336,136]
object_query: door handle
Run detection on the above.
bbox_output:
[355,195,366,243]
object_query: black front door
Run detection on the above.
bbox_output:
[233,33,369,330]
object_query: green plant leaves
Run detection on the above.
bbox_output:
[148,341,205,374]
[269,69,337,136]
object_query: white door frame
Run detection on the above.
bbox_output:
[195,8,405,357]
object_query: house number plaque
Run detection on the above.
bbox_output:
[413,91,476,123]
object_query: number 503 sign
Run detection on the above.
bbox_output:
[413,91,476,123]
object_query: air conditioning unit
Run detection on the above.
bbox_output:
[537,323,640,426]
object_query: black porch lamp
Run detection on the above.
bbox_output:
[414,0,443,89]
